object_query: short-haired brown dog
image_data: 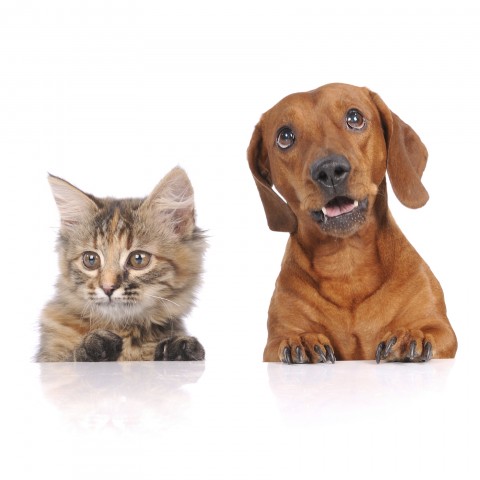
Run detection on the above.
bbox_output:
[247,83,457,363]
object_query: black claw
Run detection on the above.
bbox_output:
[314,345,327,363]
[384,336,397,357]
[422,342,433,362]
[295,346,303,363]
[408,340,417,360]
[376,342,385,364]
[325,345,336,363]
[283,346,293,364]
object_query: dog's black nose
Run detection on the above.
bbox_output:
[311,155,351,189]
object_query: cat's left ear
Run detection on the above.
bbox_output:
[143,167,196,237]
[48,174,99,228]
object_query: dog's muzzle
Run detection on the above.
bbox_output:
[310,155,368,236]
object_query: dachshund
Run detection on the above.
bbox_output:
[247,83,457,363]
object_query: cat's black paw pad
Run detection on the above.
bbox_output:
[154,336,205,361]
[75,330,123,362]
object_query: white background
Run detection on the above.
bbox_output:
[1,2,478,368]
[1,2,478,479]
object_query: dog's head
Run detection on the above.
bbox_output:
[247,83,429,236]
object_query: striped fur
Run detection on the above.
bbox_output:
[36,167,207,362]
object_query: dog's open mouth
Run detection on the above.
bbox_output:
[311,197,368,235]
[323,196,358,218]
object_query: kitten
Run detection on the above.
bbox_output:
[36,167,207,362]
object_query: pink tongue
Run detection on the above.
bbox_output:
[325,202,355,218]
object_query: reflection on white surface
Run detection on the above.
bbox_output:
[2,358,474,479]
[39,361,205,432]
[267,359,456,426]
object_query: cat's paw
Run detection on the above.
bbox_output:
[74,329,123,362]
[154,335,205,361]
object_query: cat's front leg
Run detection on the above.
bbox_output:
[154,335,205,361]
[74,329,123,362]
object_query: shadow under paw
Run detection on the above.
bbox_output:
[154,336,205,361]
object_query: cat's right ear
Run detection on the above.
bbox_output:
[141,167,196,237]
[48,174,99,228]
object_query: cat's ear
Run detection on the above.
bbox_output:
[48,174,99,228]
[143,167,196,237]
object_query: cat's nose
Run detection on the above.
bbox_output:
[101,272,122,298]
[102,284,118,297]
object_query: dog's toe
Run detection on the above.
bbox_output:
[376,336,397,363]
[421,341,433,362]
[324,345,336,363]
[282,346,293,364]
[314,345,327,363]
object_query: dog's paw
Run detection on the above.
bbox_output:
[154,335,205,361]
[278,334,336,364]
[376,329,433,363]
[74,330,123,362]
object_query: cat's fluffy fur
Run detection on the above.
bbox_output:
[36,167,207,362]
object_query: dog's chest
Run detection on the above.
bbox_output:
[311,257,387,359]
[312,255,385,310]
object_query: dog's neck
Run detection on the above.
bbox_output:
[295,217,384,269]
[291,195,396,306]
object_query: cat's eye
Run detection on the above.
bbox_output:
[127,251,152,270]
[82,252,101,270]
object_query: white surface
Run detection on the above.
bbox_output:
[2,358,475,479]
[0,1,478,478]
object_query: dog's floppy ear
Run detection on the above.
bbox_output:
[370,91,429,209]
[247,122,297,233]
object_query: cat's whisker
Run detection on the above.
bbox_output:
[155,297,173,318]
[80,301,94,325]
[146,294,181,308]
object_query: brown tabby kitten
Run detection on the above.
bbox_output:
[36,167,206,362]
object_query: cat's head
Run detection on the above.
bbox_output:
[48,167,206,326]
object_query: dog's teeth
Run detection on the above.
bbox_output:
[322,207,327,215]
[354,200,359,208]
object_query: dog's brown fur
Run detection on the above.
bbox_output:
[248,83,457,363]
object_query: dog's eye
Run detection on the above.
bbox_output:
[346,109,366,130]
[276,127,295,149]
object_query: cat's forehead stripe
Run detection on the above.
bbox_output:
[106,207,121,243]
[92,202,135,245]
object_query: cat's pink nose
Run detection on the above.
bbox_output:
[102,285,117,297]
[101,273,122,298]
